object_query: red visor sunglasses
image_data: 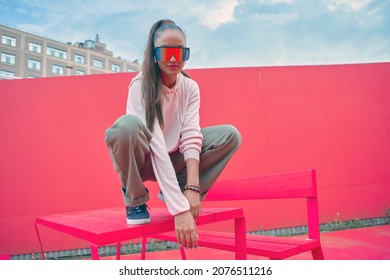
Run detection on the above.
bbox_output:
[154,47,190,62]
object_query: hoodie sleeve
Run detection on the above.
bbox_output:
[179,80,203,161]
[126,76,190,216]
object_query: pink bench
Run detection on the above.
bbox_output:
[0,254,11,260]
[146,169,324,260]
[35,207,246,260]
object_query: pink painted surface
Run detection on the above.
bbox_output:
[35,207,245,260]
[1,62,390,255]
[0,254,10,260]
[93,225,390,260]
[151,169,323,260]
[205,169,316,200]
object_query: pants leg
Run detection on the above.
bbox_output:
[105,114,155,207]
[171,125,242,198]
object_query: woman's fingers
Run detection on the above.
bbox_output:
[191,205,201,220]
[194,204,201,220]
[175,211,199,249]
[191,220,198,248]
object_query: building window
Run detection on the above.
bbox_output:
[93,59,103,68]
[1,35,16,47]
[111,64,121,72]
[28,59,41,70]
[74,54,85,64]
[52,64,64,75]
[47,47,67,59]
[75,69,85,75]
[0,70,15,77]
[1,53,16,65]
[28,42,42,53]
[127,67,136,72]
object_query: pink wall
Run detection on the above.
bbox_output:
[1,63,390,255]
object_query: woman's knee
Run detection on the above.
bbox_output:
[224,125,242,149]
[105,114,145,144]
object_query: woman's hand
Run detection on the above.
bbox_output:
[174,211,198,249]
[184,189,201,220]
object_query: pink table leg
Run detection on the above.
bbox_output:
[90,244,100,260]
[234,216,246,260]
[34,223,46,260]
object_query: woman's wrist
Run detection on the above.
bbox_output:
[184,184,200,193]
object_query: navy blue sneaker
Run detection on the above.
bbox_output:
[126,204,151,225]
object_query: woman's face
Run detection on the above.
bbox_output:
[154,29,186,82]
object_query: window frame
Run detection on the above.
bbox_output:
[74,54,85,64]
[93,59,103,69]
[1,35,17,47]
[28,59,41,71]
[28,42,42,54]
[111,63,121,72]
[52,64,64,75]
[47,46,67,59]
[1,52,16,65]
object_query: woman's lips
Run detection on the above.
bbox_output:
[167,64,179,69]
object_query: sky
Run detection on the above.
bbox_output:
[1,0,389,69]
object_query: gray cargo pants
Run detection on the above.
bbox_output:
[105,114,241,207]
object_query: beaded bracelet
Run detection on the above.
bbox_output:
[184,186,201,193]
[184,184,201,193]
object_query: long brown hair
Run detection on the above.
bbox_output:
[141,19,190,132]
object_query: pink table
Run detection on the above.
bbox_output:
[35,207,246,260]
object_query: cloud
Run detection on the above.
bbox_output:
[194,0,242,30]
[327,0,374,11]
[1,0,389,68]
[258,0,294,4]
[249,12,298,25]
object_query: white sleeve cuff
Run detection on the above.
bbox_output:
[183,148,200,162]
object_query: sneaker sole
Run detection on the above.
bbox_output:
[126,218,151,225]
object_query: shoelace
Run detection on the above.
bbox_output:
[128,204,149,215]
[133,206,144,213]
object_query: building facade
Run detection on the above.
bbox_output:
[0,24,140,79]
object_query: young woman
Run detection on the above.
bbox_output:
[105,19,241,249]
